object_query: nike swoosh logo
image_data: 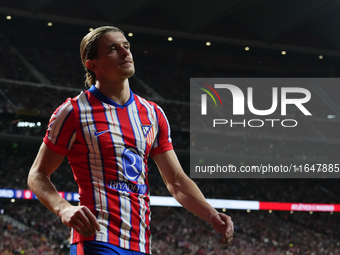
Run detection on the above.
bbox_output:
[94,130,110,137]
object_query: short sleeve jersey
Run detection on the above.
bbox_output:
[43,85,173,254]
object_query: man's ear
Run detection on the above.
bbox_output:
[86,59,100,72]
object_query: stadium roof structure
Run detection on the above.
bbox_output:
[1,0,340,57]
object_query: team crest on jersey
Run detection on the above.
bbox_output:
[141,124,154,146]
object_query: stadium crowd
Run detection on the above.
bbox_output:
[1,148,340,204]
[1,146,340,254]
[1,200,340,255]
[1,17,340,255]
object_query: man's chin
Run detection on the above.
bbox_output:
[123,69,135,79]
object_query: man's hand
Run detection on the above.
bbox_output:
[58,205,101,237]
[209,213,234,244]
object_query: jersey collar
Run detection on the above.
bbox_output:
[88,85,134,108]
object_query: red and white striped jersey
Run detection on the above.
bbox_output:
[43,85,173,254]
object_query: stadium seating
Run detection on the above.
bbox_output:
[1,17,340,255]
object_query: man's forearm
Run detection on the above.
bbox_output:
[27,170,71,217]
[27,142,101,237]
[154,150,233,243]
[166,174,218,223]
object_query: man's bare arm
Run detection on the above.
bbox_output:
[27,142,101,237]
[152,150,233,243]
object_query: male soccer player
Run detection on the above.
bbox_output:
[27,26,233,254]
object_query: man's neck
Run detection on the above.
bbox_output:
[95,79,130,105]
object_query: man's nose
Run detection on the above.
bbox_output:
[120,47,130,58]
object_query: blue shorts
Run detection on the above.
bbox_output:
[70,241,147,255]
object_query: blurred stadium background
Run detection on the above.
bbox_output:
[1,0,340,254]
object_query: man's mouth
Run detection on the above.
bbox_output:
[120,60,133,66]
